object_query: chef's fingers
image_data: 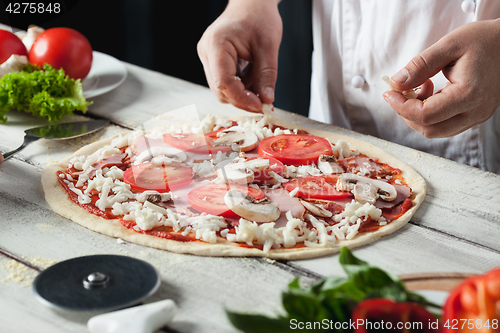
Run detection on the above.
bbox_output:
[201,63,230,104]
[0,153,4,164]
[240,62,254,89]
[390,35,462,91]
[197,43,229,104]
[251,44,280,104]
[415,79,434,100]
[209,44,263,113]
[197,35,261,111]
[399,111,482,138]
[383,83,472,137]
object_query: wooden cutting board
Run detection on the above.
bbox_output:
[399,272,473,292]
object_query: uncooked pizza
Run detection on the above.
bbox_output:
[42,107,426,260]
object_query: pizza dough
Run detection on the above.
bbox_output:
[41,115,426,260]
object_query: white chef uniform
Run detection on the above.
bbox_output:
[309,0,500,174]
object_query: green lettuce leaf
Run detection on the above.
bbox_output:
[0,64,92,122]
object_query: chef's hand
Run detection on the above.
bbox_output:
[0,153,3,164]
[383,18,500,138]
[197,0,282,112]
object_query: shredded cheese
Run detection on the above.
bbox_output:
[61,114,395,253]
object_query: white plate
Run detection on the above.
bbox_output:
[414,289,449,315]
[82,51,127,99]
[415,290,449,305]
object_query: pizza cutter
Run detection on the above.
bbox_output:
[33,255,176,333]
[33,254,161,312]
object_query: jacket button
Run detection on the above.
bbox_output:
[461,0,475,13]
[351,75,365,89]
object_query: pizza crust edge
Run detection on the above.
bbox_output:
[41,116,426,260]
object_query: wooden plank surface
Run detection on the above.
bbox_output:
[0,158,318,333]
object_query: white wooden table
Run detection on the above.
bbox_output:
[1,61,499,333]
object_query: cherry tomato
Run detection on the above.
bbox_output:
[283,175,353,200]
[163,131,233,155]
[0,30,28,64]
[29,27,93,79]
[247,157,285,183]
[123,162,193,192]
[187,184,265,217]
[258,134,332,166]
[443,267,500,332]
[352,298,439,333]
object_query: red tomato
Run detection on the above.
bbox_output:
[443,267,500,332]
[163,132,232,154]
[283,175,352,200]
[258,134,332,166]
[29,27,93,79]
[247,157,285,183]
[123,162,193,192]
[352,298,439,333]
[0,30,28,64]
[187,184,265,217]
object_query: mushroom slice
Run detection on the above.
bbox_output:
[244,158,270,172]
[224,189,280,222]
[134,147,187,165]
[216,158,254,184]
[299,199,333,218]
[318,155,344,174]
[336,173,397,205]
[214,126,258,152]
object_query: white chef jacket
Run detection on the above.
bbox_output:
[309,0,500,174]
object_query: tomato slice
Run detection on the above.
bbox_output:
[352,298,438,333]
[283,175,352,200]
[163,130,232,154]
[187,184,265,217]
[443,267,500,332]
[258,134,332,166]
[247,157,285,183]
[123,162,193,192]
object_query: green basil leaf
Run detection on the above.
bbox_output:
[308,276,348,295]
[338,247,368,272]
[322,279,366,303]
[352,267,399,290]
[226,311,293,333]
[282,288,331,322]
[364,282,408,301]
[322,296,354,325]
[288,277,302,290]
[339,248,403,293]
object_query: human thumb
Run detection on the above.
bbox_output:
[391,40,458,91]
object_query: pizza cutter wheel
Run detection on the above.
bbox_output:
[33,255,161,312]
